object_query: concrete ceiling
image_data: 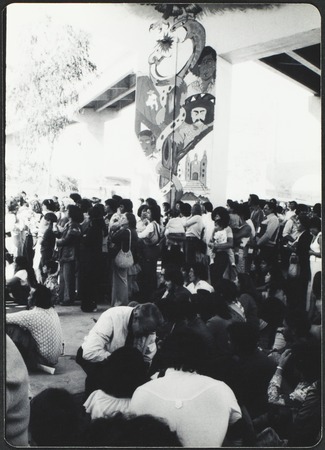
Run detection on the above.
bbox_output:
[80,3,321,112]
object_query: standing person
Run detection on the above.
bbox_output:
[201,201,215,276]
[110,214,136,307]
[39,212,58,282]
[308,216,321,288]
[255,201,280,270]
[125,213,140,302]
[79,206,105,313]
[103,198,118,303]
[284,200,297,222]
[286,214,312,311]
[184,203,204,266]
[232,204,252,274]
[110,198,133,232]
[208,207,234,288]
[138,205,161,300]
[248,194,264,232]
[55,204,83,306]
[5,199,20,258]
[307,216,321,316]
[136,204,149,233]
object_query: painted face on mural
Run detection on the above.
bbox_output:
[198,54,216,81]
[139,135,154,156]
[191,106,207,125]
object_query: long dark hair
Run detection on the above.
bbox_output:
[14,256,38,288]
[147,205,161,223]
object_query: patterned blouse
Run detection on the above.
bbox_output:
[6,307,63,365]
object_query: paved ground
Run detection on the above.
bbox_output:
[6,300,111,399]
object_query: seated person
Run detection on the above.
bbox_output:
[154,265,191,306]
[82,413,182,447]
[5,255,37,305]
[186,262,214,294]
[83,347,149,420]
[254,340,321,443]
[29,388,82,446]
[130,327,242,447]
[6,335,30,446]
[6,285,63,370]
[227,322,277,420]
[76,304,164,395]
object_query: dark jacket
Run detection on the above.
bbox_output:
[56,221,81,263]
[40,227,56,266]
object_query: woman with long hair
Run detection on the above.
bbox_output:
[138,205,161,300]
[55,204,83,306]
[110,213,138,306]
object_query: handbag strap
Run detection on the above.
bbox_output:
[127,228,131,252]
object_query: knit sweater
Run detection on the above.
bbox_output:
[6,307,63,365]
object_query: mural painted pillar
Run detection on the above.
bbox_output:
[135,4,217,207]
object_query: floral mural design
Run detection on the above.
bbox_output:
[135,4,217,205]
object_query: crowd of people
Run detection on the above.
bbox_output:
[5,190,322,446]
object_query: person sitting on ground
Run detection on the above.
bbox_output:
[76,304,164,395]
[5,255,37,305]
[6,285,63,370]
[6,335,30,446]
[29,388,82,446]
[216,279,247,322]
[186,261,214,294]
[82,413,182,447]
[256,340,321,444]
[130,327,243,447]
[154,264,191,305]
[227,321,277,420]
[236,273,259,328]
[83,347,149,420]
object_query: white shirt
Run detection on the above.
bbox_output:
[186,280,214,294]
[130,368,242,447]
[84,389,131,420]
[185,215,204,239]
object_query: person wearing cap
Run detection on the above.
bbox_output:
[76,304,164,395]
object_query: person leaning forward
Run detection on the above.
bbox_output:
[76,304,164,395]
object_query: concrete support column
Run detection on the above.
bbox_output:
[209,56,233,207]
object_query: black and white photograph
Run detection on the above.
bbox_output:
[3,2,322,447]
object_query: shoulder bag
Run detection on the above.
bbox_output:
[288,252,300,278]
[114,229,134,269]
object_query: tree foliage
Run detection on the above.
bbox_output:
[8,15,96,145]
[6,14,97,192]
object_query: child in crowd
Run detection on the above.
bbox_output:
[210,219,236,272]
[43,260,60,305]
